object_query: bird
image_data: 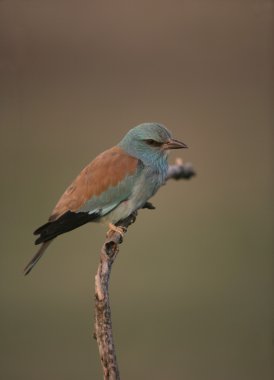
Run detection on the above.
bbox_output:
[24,122,187,275]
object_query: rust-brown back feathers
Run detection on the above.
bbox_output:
[50,146,138,220]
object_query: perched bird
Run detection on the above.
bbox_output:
[24,123,187,275]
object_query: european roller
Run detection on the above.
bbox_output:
[24,123,187,275]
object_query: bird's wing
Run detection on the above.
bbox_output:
[26,146,139,274]
[33,146,140,245]
[50,146,139,221]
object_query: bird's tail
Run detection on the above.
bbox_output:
[24,240,52,276]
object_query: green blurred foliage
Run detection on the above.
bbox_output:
[0,1,272,379]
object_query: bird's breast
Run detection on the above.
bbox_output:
[100,165,166,224]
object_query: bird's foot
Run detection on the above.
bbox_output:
[107,223,126,238]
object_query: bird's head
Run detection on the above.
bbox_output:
[118,122,187,165]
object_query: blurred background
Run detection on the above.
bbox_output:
[0,1,273,379]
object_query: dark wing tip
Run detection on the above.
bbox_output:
[34,221,52,235]
[34,210,101,244]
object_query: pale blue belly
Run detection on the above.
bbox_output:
[100,166,166,224]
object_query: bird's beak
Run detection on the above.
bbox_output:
[163,138,188,150]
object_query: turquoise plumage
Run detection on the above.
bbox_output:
[24,122,187,275]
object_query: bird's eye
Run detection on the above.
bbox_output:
[145,139,163,147]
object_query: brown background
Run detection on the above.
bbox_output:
[0,1,273,379]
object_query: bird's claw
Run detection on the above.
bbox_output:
[107,223,126,238]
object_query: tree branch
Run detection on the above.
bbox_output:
[94,160,195,380]
[166,158,196,180]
